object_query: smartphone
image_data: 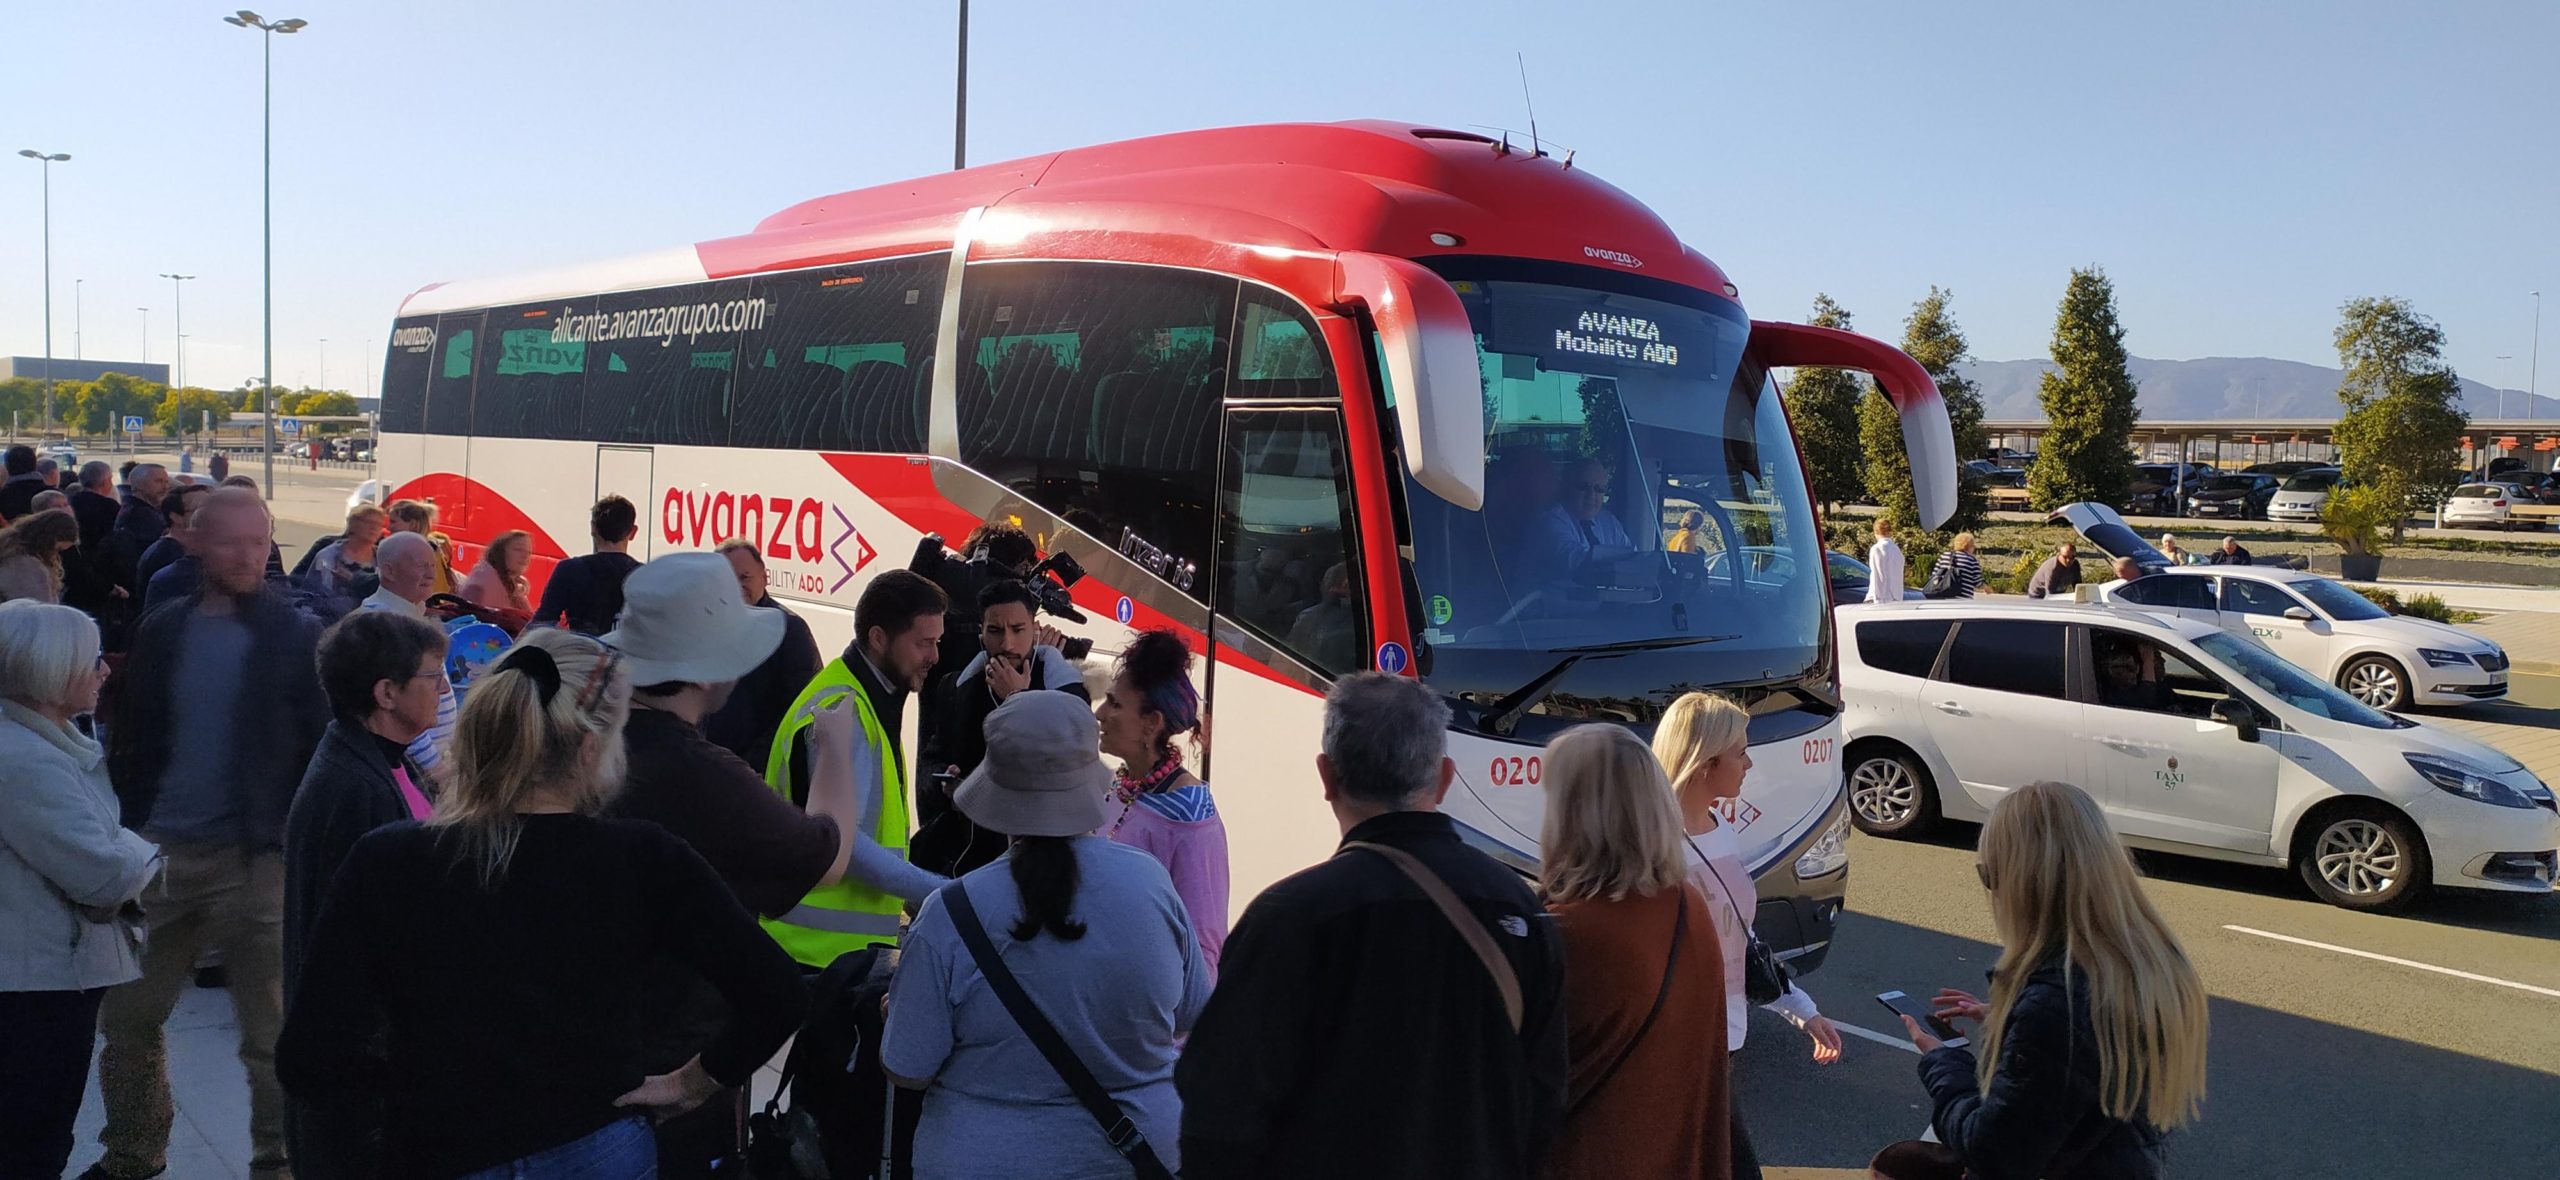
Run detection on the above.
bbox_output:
[1876,990,1967,1047]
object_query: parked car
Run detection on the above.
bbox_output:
[2441,482,2533,530]
[2048,501,2510,709]
[2121,463,2216,516]
[347,478,382,513]
[1975,467,2027,490]
[2243,460,2330,478]
[2185,473,2281,519]
[42,444,78,471]
[1837,598,2557,910]
[2265,467,2343,522]
[1826,550,1923,606]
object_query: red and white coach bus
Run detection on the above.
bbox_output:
[376,120,1954,970]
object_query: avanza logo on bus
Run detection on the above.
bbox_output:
[660,489,877,594]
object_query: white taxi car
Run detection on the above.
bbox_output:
[2051,503,2508,710]
[1838,599,2557,910]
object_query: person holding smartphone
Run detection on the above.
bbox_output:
[1653,691,1840,1180]
[1872,781,2210,1180]
[914,579,1089,878]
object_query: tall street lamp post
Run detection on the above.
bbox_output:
[225,9,307,495]
[161,273,195,391]
[17,149,69,434]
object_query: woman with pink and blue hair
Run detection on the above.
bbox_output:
[1095,629,1229,975]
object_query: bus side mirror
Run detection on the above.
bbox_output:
[1748,320,1956,529]
[1336,252,1483,511]
[2210,697,2261,743]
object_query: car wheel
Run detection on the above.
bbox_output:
[2297,806,2431,911]
[1847,746,1939,838]
[2338,655,2410,711]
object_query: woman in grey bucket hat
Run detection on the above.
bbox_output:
[882,691,1213,1178]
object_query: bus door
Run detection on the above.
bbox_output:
[1210,404,1370,901]
[594,446,655,560]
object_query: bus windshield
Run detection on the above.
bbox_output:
[1404,261,1824,736]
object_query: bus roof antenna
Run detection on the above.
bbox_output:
[1517,52,1541,157]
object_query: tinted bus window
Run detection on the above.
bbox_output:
[1219,409,1363,676]
[380,316,436,434]
[957,262,1235,600]
[736,256,944,451]
[1232,287,1335,399]
[576,280,754,446]
[424,313,482,436]
[476,305,588,441]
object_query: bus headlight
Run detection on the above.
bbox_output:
[1794,813,1851,879]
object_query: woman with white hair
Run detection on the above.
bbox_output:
[0,601,160,1177]
[1539,722,1730,1177]
[1655,692,1842,1179]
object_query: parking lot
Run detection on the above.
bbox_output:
[1745,678,2560,1177]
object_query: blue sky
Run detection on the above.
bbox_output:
[6,1,2553,400]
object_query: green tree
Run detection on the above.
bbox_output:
[2026,267,2140,510]
[158,386,236,436]
[1784,295,1867,510]
[2330,297,2466,542]
[1899,287,1990,533]
[72,373,167,437]
[0,377,45,431]
[294,390,359,418]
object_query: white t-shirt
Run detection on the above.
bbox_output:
[1683,822,1820,1052]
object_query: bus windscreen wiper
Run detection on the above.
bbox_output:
[1476,634,1739,738]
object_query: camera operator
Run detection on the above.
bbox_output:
[913,522,1040,683]
[911,579,1094,876]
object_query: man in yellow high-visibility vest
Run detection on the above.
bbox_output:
[762,569,955,968]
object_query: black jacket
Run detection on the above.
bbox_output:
[1177,810,1567,1180]
[63,489,123,616]
[282,722,424,1180]
[107,588,330,850]
[2206,546,2252,566]
[700,596,823,771]
[0,472,47,521]
[1918,960,2166,1180]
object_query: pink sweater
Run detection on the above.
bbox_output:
[1108,782,1229,976]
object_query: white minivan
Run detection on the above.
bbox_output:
[1838,599,2557,910]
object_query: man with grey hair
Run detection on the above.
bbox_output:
[1177,672,1566,1180]
[360,530,460,781]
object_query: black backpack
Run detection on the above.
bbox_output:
[750,947,919,1179]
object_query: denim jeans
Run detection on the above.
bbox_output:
[458,1117,656,1180]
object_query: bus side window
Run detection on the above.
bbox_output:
[424,314,480,437]
[379,316,436,435]
[1217,408,1364,677]
[477,305,586,442]
[735,257,943,452]
[957,261,1233,604]
[1231,288,1336,399]
[580,281,748,447]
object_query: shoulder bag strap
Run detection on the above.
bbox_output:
[1341,841,1522,1032]
[941,884,1175,1180]
[1565,889,1687,1118]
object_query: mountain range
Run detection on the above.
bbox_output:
[1957,356,2557,423]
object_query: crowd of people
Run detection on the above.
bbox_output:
[0,479,2214,1180]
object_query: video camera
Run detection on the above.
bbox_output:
[909,531,1094,661]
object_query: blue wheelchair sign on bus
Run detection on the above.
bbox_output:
[1375,641,1410,674]
[121,415,144,434]
[1114,596,1135,625]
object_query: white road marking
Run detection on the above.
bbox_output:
[1829,1018,1924,1054]
[2222,925,2560,1000]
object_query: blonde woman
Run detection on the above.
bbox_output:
[1655,692,1842,1180]
[1872,781,2209,1180]
[276,629,809,1179]
[1923,531,1982,599]
[1539,723,1729,1179]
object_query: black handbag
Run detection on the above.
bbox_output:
[1690,836,1793,1005]
[1920,556,1957,599]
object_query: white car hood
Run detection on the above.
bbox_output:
[2350,614,2495,652]
[2303,712,2528,775]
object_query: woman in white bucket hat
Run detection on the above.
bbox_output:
[882,691,1211,1179]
